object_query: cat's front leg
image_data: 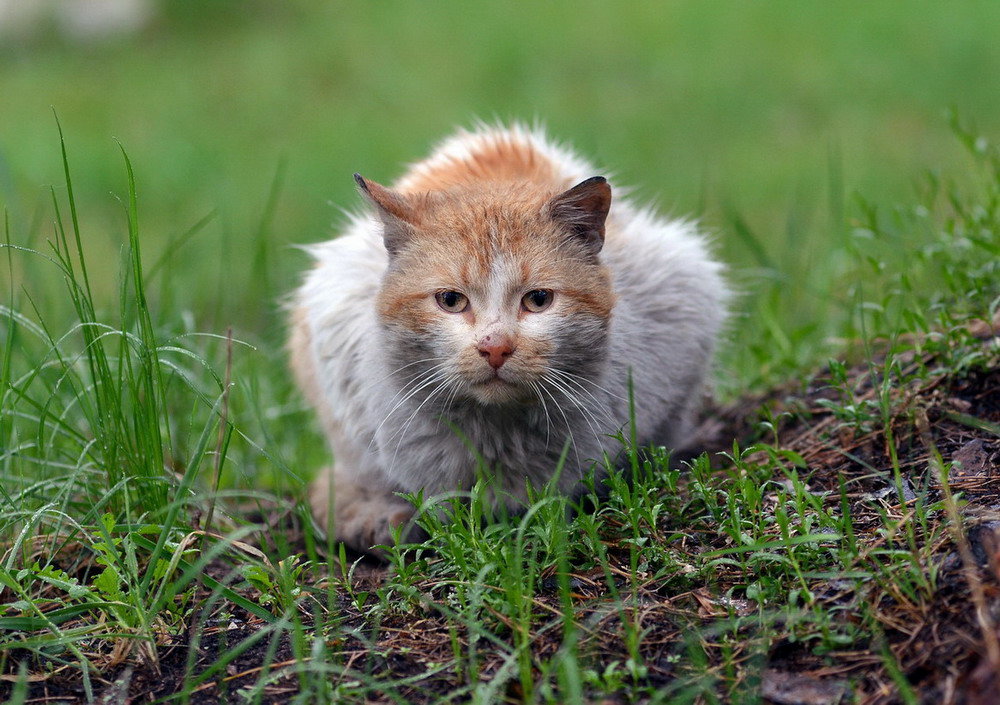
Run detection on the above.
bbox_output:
[310,463,422,557]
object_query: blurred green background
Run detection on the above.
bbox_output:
[2,0,999,382]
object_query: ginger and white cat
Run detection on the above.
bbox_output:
[289,124,728,555]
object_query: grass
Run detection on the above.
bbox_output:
[0,114,997,702]
[2,4,1000,701]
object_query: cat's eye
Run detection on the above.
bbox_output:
[521,289,553,313]
[435,290,469,313]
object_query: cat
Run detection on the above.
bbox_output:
[288,124,728,555]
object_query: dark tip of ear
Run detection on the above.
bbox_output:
[353,173,368,191]
[548,175,612,255]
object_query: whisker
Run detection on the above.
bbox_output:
[368,364,451,450]
[547,368,619,425]
[382,361,450,401]
[543,373,607,449]
[549,367,627,404]
[528,380,552,448]
[388,375,457,468]
[536,378,581,470]
[375,356,450,386]
[434,378,464,433]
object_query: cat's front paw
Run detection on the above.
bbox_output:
[310,466,425,558]
[361,505,417,552]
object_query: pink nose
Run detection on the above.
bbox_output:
[477,335,515,369]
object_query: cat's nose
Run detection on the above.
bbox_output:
[477,335,515,369]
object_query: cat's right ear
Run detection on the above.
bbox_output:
[354,174,418,256]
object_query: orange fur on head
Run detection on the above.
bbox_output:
[400,134,561,194]
[375,179,614,334]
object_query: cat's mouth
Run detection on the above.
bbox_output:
[475,376,512,389]
[469,373,531,404]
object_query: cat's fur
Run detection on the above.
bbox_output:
[289,124,728,555]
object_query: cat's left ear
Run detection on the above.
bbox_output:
[546,176,612,254]
[354,174,419,256]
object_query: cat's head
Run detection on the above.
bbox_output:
[359,175,615,407]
